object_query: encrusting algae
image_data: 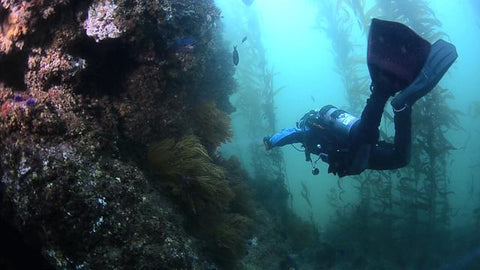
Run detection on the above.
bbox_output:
[0,0,327,269]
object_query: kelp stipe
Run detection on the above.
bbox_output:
[316,0,390,261]
[314,0,462,268]
[370,1,459,267]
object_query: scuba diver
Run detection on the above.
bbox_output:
[263,18,458,177]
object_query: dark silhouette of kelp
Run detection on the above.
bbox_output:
[227,7,325,268]
[316,2,394,266]
[314,0,463,268]
[370,2,460,268]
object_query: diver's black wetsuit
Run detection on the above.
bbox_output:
[265,18,457,177]
[271,91,411,177]
[347,92,411,174]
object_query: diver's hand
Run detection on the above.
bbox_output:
[263,137,272,151]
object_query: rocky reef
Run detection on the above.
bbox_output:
[0,1,323,269]
[0,0,234,269]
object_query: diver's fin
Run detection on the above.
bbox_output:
[391,39,458,110]
[367,18,431,95]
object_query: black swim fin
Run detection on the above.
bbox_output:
[391,39,458,110]
[367,18,431,95]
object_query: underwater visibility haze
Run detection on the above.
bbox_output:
[0,0,479,269]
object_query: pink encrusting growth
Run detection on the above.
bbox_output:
[0,93,36,118]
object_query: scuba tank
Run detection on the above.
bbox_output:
[297,105,359,175]
[317,105,359,141]
[298,105,359,142]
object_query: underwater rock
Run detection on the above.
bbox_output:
[0,1,31,53]
[0,0,69,54]
[0,0,317,268]
[25,48,86,92]
[0,0,233,268]
[0,137,207,269]
[84,0,125,42]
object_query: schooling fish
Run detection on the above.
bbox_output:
[233,46,239,66]
[242,0,254,6]
[241,36,247,44]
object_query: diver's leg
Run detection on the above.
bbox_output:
[264,127,304,150]
[368,107,412,170]
[342,91,389,175]
[350,91,390,146]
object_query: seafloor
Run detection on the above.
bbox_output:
[0,1,326,269]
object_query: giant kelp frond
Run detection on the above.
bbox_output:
[192,102,232,152]
[367,0,443,41]
[148,135,233,213]
[338,0,367,32]
[301,180,312,209]
[368,1,457,263]
[316,0,370,112]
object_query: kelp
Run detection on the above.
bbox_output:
[368,0,458,266]
[147,136,260,267]
[301,180,312,209]
[210,213,253,268]
[221,156,256,218]
[317,0,369,113]
[283,211,320,251]
[232,11,286,182]
[191,102,233,152]
[148,135,234,214]
[317,0,391,257]
[315,0,461,267]
[337,0,367,32]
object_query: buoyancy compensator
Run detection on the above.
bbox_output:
[297,105,360,174]
[297,105,359,143]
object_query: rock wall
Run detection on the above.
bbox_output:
[0,0,234,269]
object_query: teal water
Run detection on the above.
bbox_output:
[218,0,480,268]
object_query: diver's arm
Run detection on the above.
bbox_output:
[264,127,305,150]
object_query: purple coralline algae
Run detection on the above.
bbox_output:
[25,97,36,107]
[13,94,24,102]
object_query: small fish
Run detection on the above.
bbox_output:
[241,36,247,44]
[168,38,198,52]
[242,0,254,6]
[233,46,239,66]
[311,95,315,103]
